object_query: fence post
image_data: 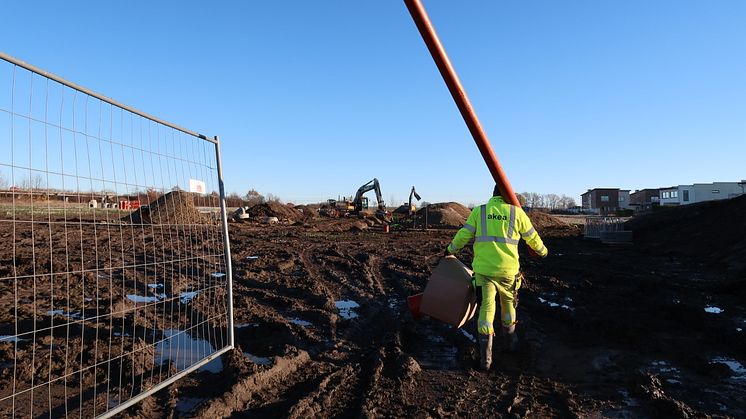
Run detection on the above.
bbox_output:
[214,136,235,349]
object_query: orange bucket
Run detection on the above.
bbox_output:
[407,293,423,319]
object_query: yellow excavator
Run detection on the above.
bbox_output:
[321,178,390,220]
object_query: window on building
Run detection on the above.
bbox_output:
[683,190,689,201]
[662,191,669,199]
[620,196,625,201]
[601,195,609,202]
[712,189,720,194]
[671,191,678,198]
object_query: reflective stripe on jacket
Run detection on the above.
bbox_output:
[447,196,547,277]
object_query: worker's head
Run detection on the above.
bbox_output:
[493,184,503,199]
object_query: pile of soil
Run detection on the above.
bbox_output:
[248,202,303,222]
[125,191,209,225]
[417,202,471,227]
[626,195,746,275]
[527,211,570,232]
[293,204,320,219]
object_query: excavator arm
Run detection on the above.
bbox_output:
[408,186,421,211]
[352,178,386,212]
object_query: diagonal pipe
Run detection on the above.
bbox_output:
[403,0,520,207]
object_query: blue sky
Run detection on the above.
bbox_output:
[2,1,744,206]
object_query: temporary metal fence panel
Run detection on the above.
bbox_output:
[0,52,233,418]
[584,216,627,239]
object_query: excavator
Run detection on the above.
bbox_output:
[351,178,390,219]
[407,186,421,216]
[320,178,390,220]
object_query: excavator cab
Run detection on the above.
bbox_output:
[359,197,369,211]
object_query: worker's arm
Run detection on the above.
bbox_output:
[517,209,548,257]
[446,207,478,254]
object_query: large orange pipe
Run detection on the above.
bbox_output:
[404,0,520,207]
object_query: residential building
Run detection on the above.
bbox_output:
[660,182,746,206]
[629,189,660,211]
[618,190,631,209]
[581,188,622,214]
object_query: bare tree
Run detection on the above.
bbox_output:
[245,189,265,206]
[546,194,560,210]
[0,172,7,189]
[20,174,45,190]
[265,193,282,204]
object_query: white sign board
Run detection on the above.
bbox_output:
[189,179,206,194]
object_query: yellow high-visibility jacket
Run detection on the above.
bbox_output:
[447,196,548,278]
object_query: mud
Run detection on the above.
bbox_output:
[3,204,746,417]
[125,211,745,418]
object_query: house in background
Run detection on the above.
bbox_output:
[629,188,660,211]
[660,181,746,206]
[618,190,631,209]
[581,188,625,214]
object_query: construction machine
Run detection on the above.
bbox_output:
[351,178,390,219]
[408,186,421,215]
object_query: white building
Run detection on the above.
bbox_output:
[660,181,745,206]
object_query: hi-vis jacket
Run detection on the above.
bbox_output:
[447,196,548,278]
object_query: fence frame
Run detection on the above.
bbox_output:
[0,51,234,418]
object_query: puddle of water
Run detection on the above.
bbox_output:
[387,297,398,310]
[247,256,259,260]
[289,318,313,327]
[155,329,222,373]
[419,335,459,370]
[176,397,205,414]
[180,291,201,304]
[460,329,476,343]
[737,328,743,332]
[244,352,273,365]
[211,272,226,278]
[47,310,82,319]
[127,294,160,303]
[336,300,360,319]
[235,323,259,328]
[704,306,724,314]
[0,335,25,343]
[113,332,131,337]
[538,297,574,311]
[148,283,164,289]
[650,360,679,374]
[711,357,746,381]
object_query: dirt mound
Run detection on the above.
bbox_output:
[417,202,471,227]
[125,190,209,225]
[248,202,303,222]
[527,211,570,232]
[626,195,746,274]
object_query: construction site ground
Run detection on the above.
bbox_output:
[127,213,746,418]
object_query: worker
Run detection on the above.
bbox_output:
[444,185,548,370]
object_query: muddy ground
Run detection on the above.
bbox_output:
[132,218,744,418]
[2,211,746,418]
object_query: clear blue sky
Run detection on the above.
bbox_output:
[3,1,744,206]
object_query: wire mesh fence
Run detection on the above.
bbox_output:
[0,53,233,418]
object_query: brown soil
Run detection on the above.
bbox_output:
[247,202,303,222]
[2,197,746,418]
[416,202,471,227]
[626,195,746,276]
[125,191,211,225]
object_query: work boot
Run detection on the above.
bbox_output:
[478,334,493,370]
[502,326,518,353]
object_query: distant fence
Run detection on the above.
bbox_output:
[0,52,233,417]
[584,216,632,244]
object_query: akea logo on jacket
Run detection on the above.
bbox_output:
[487,214,508,221]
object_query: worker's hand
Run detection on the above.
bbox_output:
[529,248,548,259]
